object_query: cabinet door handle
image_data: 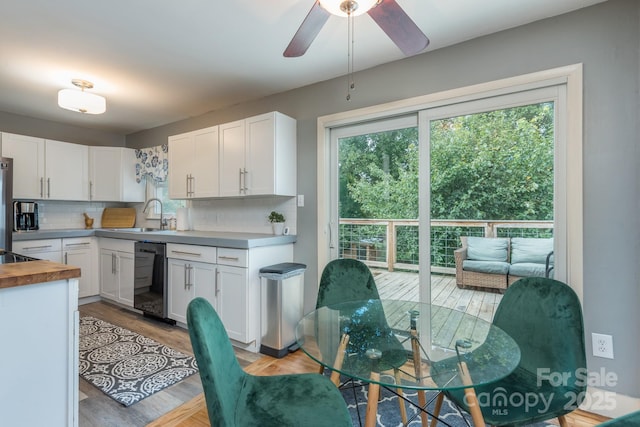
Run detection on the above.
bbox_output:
[22,245,53,250]
[40,177,44,198]
[47,178,51,198]
[190,175,195,196]
[65,242,90,248]
[215,269,220,296]
[184,264,188,289]
[89,181,93,200]
[238,168,243,193]
[218,256,239,261]
[64,252,68,264]
[243,168,248,192]
[170,250,202,258]
[111,253,116,274]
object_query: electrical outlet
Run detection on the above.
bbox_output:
[297,194,304,207]
[592,333,614,359]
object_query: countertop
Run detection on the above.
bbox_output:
[0,260,81,290]
[13,228,297,249]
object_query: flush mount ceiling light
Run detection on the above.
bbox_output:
[57,79,106,114]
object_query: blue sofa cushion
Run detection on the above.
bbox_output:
[509,262,546,278]
[463,260,510,275]
[466,237,509,262]
[511,238,553,264]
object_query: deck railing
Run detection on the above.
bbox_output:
[339,218,553,273]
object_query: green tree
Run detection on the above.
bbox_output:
[339,103,554,221]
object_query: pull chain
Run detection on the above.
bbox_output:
[346,12,355,101]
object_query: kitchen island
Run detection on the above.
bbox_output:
[0,260,81,427]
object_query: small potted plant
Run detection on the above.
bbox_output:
[268,211,285,235]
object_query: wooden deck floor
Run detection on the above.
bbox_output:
[373,270,503,322]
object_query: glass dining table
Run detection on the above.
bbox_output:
[295,299,521,427]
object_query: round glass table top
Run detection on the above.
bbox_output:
[295,299,521,391]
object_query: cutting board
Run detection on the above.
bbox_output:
[101,208,136,228]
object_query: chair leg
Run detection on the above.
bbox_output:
[330,334,350,387]
[394,368,408,425]
[558,415,568,427]
[411,330,429,427]
[430,393,444,427]
[365,371,381,427]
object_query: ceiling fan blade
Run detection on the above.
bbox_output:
[284,1,331,57]
[367,0,429,56]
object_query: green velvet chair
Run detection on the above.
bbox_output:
[187,297,352,427]
[316,259,407,373]
[317,258,408,420]
[440,277,586,427]
[598,410,640,426]
[317,258,381,308]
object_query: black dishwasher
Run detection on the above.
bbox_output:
[134,241,174,324]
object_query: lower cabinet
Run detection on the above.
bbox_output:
[63,237,98,298]
[168,258,217,324]
[99,238,135,307]
[13,238,63,263]
[167,243,293,352]
[14,237,99,298]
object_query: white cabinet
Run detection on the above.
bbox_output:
[219,112,296,197]
[13,238,62,263]
[89,147,144,202]
[219,120,245,197]
[167,243,217,324]
[99,238,135,307]
[45,139,89,200]
[245,112,296,196]
[168,259,217,324]
[168,126,219,199]
[0,133,88,200]
[14,237,98,299]
[0,132,45,199]
[63,237,98,298]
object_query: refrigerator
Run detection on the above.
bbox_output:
[0,157,13,251]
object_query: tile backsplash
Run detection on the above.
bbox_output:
[33,196,297,235]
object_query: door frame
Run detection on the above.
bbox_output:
[317,64,583,301]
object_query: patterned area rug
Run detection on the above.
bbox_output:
[339,377,556,427]
[79,316,198,406]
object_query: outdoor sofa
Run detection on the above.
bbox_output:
[454,236,553,292]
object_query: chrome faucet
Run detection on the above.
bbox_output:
[143,198,164,230]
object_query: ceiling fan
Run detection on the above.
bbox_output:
[284,0,429,58]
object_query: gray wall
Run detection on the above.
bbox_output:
[0,111,125,146]
[129,0,640,398]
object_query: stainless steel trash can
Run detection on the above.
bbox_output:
[259,262,306,358]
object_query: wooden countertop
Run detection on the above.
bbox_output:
[0,260,81,290]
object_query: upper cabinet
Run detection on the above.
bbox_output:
[169,112,296,199]
[89,147,144,202]
[168,126,219,199]
[0,133,45,199]
[219,111,296,197]
[45,139,89,200]
[1,133,88,200]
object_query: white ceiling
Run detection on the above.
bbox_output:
[1,0,605,135]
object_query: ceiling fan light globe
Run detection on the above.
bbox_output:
[319,0,378,17]
[58,89,106,114]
